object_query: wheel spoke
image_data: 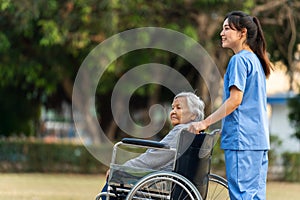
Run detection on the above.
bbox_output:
[207,174,229,200]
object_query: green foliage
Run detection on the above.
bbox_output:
[282,152,300,182]
[0,32,10,52]
[0,139,106,173]
[288,94,300,141]
[210,138,225,176]
[0,0,299,138]
[38,20,64,46]
[268,134,282,166]
[0,0,112,136]
[0,87,40,137]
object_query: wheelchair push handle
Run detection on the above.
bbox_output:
[121,138,170,149]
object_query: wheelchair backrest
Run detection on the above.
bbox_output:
[174,129,220,199]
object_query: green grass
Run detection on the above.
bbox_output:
[0,173,105,200]
[266,181,300,200]
[0,173,299,200]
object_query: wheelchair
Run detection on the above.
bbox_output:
[95,129,229,200]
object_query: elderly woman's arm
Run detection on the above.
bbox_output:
[123,148,176,170]
[123,124,187,170]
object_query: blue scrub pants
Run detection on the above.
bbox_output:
[224,150,268,200]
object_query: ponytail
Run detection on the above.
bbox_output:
[252,16,273,78]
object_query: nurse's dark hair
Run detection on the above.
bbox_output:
[225,11,273,78]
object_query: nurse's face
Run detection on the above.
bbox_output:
[220,18,244,53]
[169,97,196,126]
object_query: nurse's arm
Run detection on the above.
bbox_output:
[188,86,243,133]
[204,86,243,126]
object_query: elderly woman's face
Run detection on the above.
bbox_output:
[170,97,196,126]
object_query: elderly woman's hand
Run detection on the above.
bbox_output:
[188,121,208,134]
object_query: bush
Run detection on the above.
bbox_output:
[282,152,300,182]
[0,139,107,173]
[210,139,226,176]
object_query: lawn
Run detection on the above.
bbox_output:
[0,173,105,200]
[0,173,299,200]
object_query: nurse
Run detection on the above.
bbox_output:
[188,11,273,200]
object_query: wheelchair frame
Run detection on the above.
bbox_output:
[95,129,229,200]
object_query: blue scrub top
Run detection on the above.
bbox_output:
[221,50,270,150]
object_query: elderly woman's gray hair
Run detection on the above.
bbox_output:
[174,92,205,121]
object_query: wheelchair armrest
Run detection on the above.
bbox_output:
[121,138,170,149]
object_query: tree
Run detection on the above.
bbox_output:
[0,86,40,136]
[252,0,300,90]
[1,0,299,141]
[288,93,300,141]
[0,0,113,136]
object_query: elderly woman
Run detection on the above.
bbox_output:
[123,91,205,171]
[100,92,205,199]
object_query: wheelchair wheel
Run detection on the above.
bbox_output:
[126,171,202,200]
[206,174,229,200]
